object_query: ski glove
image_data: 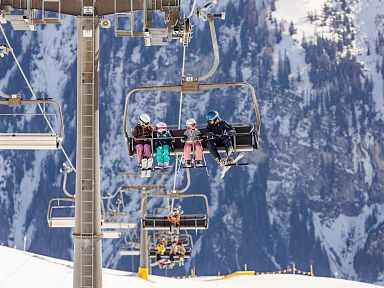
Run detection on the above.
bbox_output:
[205,132,215,140]
[226,130,236,136]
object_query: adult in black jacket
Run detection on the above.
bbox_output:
[205,110,235,165]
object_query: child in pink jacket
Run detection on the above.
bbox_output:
[181,119,203,167]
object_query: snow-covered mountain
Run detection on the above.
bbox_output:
[0,0,384,284]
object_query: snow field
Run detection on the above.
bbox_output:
[0,245,382,288]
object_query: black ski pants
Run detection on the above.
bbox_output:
[207,137,232,160]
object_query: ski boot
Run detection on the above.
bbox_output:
[225,147,234,164]
[215,158,225,167]
[156,163,164,169]
[185,160,192,167]
[226,156,234,165]
[195,160,203,167]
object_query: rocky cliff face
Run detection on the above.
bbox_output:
[0,0,383,283]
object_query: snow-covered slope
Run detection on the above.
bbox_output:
[0,245,380,288]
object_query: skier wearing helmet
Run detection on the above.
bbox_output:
[181,118,203,167]
[154,122,175,168]
[205,110,236,166]
[132,113,153,167]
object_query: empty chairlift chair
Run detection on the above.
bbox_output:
[47,198,136,239]
[46,197,76,228]
[100,188,137,230]
[0,94,64,150]
[119,241,140,256]
[141,193,210,231]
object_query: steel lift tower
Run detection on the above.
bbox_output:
[0,1,182,287]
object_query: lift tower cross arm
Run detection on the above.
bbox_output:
[0,0,180,16]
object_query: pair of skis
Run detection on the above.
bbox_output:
[141,153,247,178]
[220,152,246,179]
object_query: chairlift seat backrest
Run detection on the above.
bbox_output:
[0,98,64,150]
[142,214,208,230]
[48,216,136,230]
[0,133,62,150]
[101,221,136,229]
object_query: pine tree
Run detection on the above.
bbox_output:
[289,21,296,36]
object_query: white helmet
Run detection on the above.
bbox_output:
[139,113,150,125]
[156,122,167,132]
[186,118,196,127]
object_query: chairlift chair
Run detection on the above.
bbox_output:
[118,231,140,256]
[0,95,64,150]
[101,204,136,230]
[47,198,136,237]
[99,185,139,230]
[123,81,260,158]
[141,193,210,231]
[119,242,140,256]
[46,197,75,228]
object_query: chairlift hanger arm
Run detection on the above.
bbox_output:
[195,14,223,81]
[1,0,180,16]
[46,197,75,226]
[62,167,75,199]
[0,91,9,99]
[198,82,261,132]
